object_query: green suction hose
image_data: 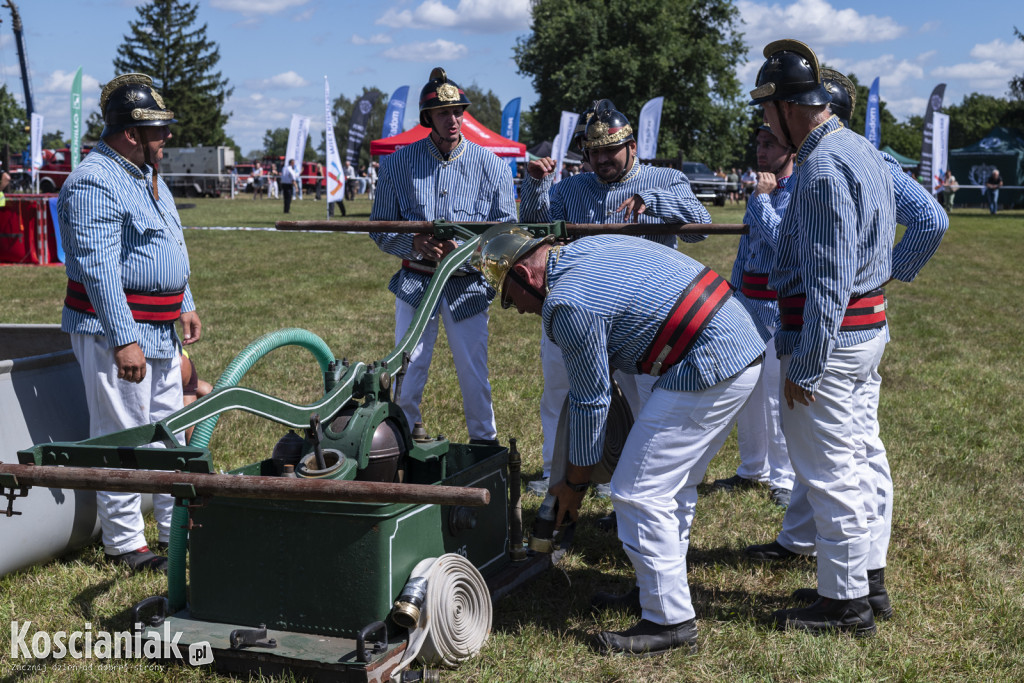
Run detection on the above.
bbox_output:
[167,328,335,612]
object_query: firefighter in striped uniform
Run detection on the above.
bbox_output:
[370,67,516,445]
[57,73,199,573]
[746,66,948,622]
[475,227,769,655]
[748,39,913,636]
[519,100,712,495]
[712,124,796,507]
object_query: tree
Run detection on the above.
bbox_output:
[329,87,388,169]
[463,84,503,133]
[1004,27,1024,132]
[514,0,747,166]
[0,84,29,160]
[944,93,1015,148]
[836,70,921,159]
[83,111,105,144]
[258,127,315,162]
[41,130,70,149]
[111,0,233,147]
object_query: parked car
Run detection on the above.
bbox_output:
[681,161,728,206]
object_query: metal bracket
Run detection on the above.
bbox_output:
[229,623,278,650]
[0,473,29,518]
[174,495,209,529]
[131,596,168,631]
[394,350,411,402]
[355,621,388,663]
[431,219,455,240]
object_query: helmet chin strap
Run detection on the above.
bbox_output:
[506,267,546,307]
[137,128,159,201]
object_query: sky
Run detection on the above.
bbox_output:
[1,0,1022,157]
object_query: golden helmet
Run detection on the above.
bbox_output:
[472,225,555,307]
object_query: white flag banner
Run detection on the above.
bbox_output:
[30,113,44,184]
[930,112,949,196]
[636,96,664,160]
[324,77,345,204]
[286,114,311,169]
[552,111,579,185]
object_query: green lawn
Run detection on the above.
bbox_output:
[1,200,1023,682]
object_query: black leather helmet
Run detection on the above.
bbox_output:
[749,39,831,107]
[418,67,471,127]
[581,100,634,150]
[821,68,856,127]
[100,73,176,138]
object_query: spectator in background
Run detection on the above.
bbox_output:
[941,170,958,213]
[251,163,264,200]
[280,159,300,214]
[984,168,1003,215]
[315,163,324,201]
[267,164,279,199]
[367,160,379,201]
[727,167,741,203]
[741,166,757,200]
[344,159,357,201]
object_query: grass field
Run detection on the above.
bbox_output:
[1,197,1023,682]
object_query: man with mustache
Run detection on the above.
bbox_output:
[370,67,516,446]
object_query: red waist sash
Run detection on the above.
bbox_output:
[637,267,733,376]
[64,279,184,323]
[779,289,886,332]
[740,272,778,300]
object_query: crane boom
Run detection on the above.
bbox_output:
[3,0,34,119]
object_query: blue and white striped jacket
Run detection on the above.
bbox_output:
[369,135,516,321]
[518,160,710,247]
[58,140,194,359]
[542,235,769,467]
[770,116,896,391]
[731,174,791,329]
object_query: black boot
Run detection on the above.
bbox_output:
[790,568,893,620]
[594,618,698,656]
[590,586,641,615]
[745,540,803,561]
[772,596,875,637]
[105,547,168,573]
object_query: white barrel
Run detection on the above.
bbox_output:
[0,325,99,577]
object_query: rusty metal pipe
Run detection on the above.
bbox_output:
[0,464,489,507]
[275,220,747,235]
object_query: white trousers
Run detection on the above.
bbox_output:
[539,332,655,477]
[611,365,761,625]
[734,328,793,490]
[776,341,892,571]
[70,334,179,554]
[394,298,496,441]
[777,334,887,599]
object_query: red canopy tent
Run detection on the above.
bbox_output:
[370,111,526,158]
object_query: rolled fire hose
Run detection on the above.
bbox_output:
[392,553,493,673]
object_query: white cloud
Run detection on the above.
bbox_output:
[352,34,393,46]
[40,70,101,96]
[969,37,1024,65]
[377,0,530,33]
[823,54,925,90]
[381,39,469,62]
[929,38,1024,95]
[246,71,310,89]
[293,7,315,22]
[211,0,309,16]
[738,0,905,47]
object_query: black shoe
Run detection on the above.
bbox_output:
[770,487,791,508]
[105,547,168,573]
[790,568,893,620]
[594,618,698,656]
[596,511,617,533]
[745,540,802,561]
[711,474,766,492]
[772,597,875,637]
[590,586,641,615]
[155,541,169,552]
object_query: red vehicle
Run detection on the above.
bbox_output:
[35,148,92,193]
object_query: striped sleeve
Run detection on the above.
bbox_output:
[787,171,857,391]
[885,154,948,282]
[59,172,138,347]
[369,155,416,257]
[547,304,612,467]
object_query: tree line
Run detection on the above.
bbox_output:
[2,0,1022,173]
